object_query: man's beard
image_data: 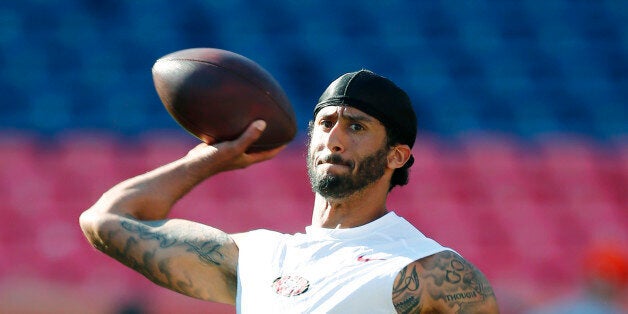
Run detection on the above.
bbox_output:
[307,145,389,199]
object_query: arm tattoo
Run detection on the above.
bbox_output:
[184,240,225,265]
[120,220,224,266]
[97,219,227,295]
[121,221,176,248]
[393,264,423,314]
[393,251,497,314]
[420,251,496,312]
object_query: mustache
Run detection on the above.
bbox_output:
[319,154,355,169]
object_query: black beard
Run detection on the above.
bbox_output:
[307,146,389,199]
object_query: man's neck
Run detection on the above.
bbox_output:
[311,184,389,229]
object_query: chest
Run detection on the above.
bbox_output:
[240,239,411,313]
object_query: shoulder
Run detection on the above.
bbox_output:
[232,229,289,244]
[232,229,293,254]
[392,250,499,314]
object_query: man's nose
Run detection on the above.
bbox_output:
[325,123,345,153]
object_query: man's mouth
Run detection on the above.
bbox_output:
[318,155,354,169]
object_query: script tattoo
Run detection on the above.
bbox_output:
[121,221,177,248]
[420,251,495,313]
[393,264,422,313]
[184,240,225,265]
[96,219,227,295]
[119,220,225,266]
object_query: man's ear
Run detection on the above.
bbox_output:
[388,145,412,169]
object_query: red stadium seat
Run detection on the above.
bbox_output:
[537,135,602,183]
[44,132,128,204]
[136,130,197,169]
[0,131,40,168]
[0,133,43,207]
[460,133,525,177]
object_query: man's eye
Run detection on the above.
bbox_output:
[349,123,364,131]
[320,120,334,128]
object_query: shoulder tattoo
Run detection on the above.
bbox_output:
[393,263,423,313]
[393,250,498,313]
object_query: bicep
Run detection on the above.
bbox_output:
[82,213,239,304]
[392,250,499,314]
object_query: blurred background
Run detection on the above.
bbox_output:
[1,0,627,313]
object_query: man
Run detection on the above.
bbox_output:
[80,70,499,313]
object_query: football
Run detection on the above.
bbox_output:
[152,48,297,152]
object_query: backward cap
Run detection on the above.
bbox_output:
[314,70,417,148]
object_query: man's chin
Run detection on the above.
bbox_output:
[314,173,341,185]
[311,176,357,199]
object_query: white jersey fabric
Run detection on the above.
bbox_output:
[236,212,450,313]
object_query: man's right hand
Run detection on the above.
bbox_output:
[184,120,286,176]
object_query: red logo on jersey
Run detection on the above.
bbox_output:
[357,254,388,262]
[272,275,310,297]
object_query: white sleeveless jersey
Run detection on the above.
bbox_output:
[236,212,450,313]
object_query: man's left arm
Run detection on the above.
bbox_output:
[392,250,499,314]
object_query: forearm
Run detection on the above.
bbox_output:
[79,120,281,244]
[89,153,219,220]
[82,121,280,220]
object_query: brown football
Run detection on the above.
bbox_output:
[152,48,297,152]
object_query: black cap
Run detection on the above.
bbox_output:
[314,70,417,148]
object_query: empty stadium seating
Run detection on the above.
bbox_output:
[2,132,626,312]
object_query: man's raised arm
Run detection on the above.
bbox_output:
[79,120,284,304]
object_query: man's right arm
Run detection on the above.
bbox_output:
[79,120,284,304]
[80,213,241,303]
